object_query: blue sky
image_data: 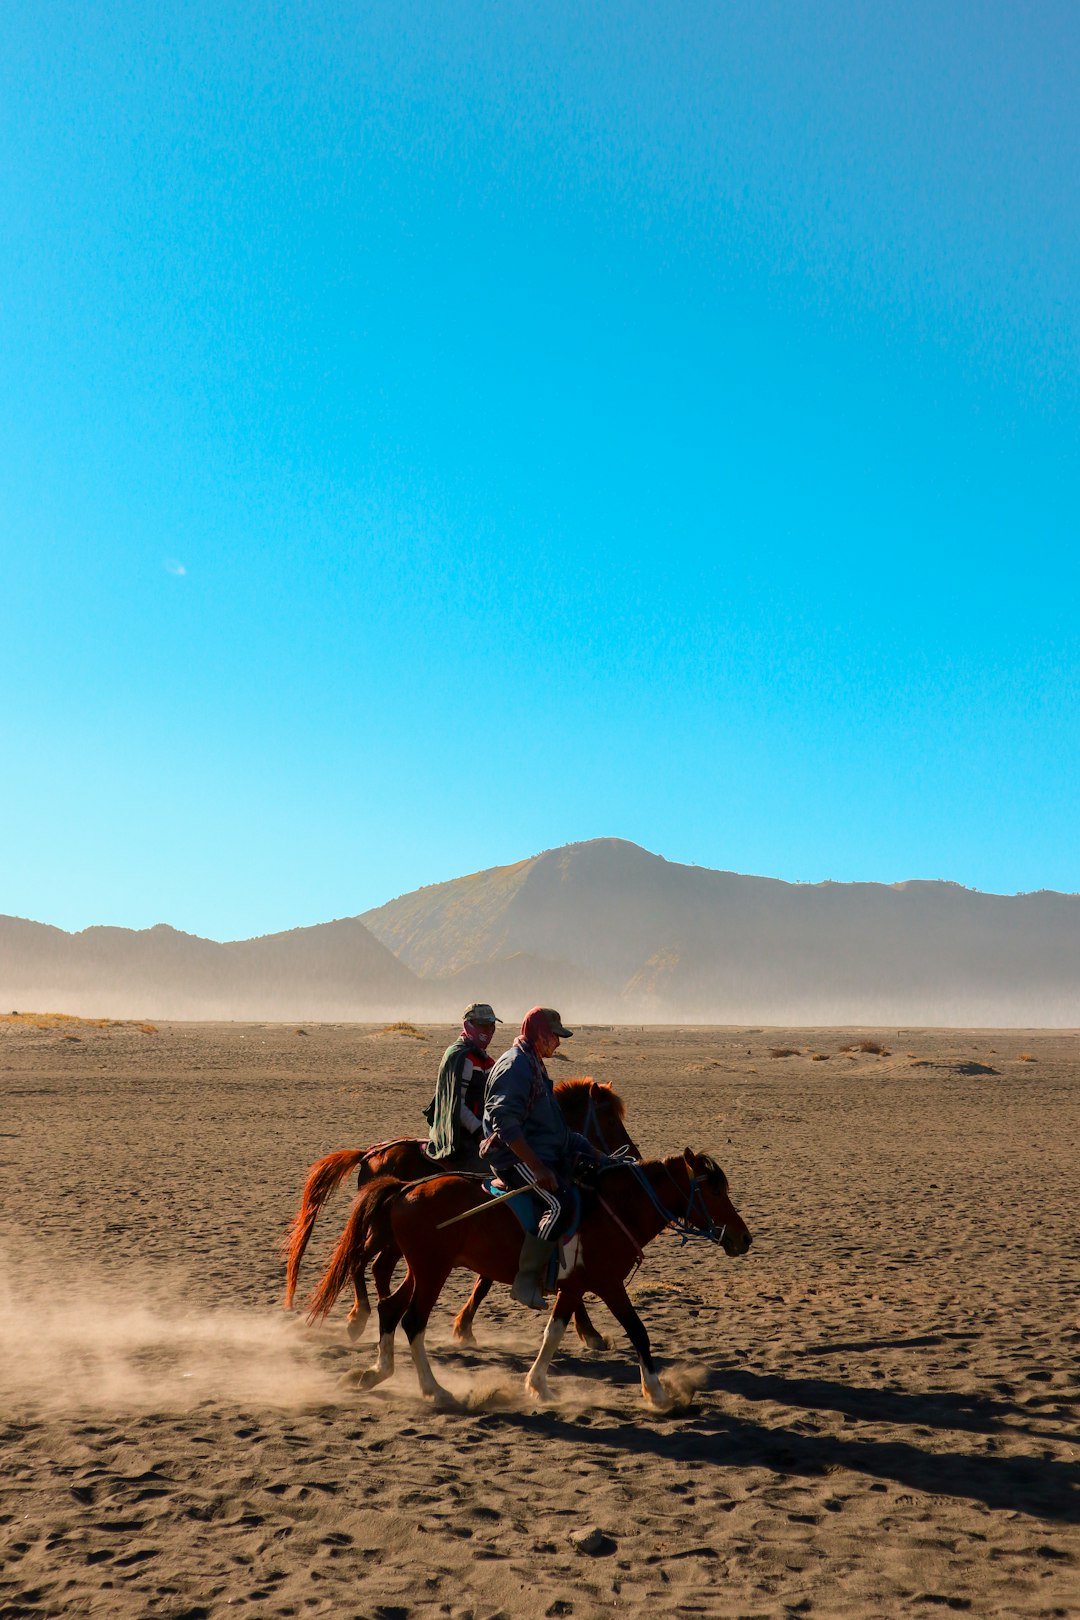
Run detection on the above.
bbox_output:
[2,2,1077,938]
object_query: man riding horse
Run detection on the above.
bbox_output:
[482,1006,600,1310]
[423,1002,501,1171]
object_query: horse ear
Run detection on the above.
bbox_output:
[683,1147,695,1166]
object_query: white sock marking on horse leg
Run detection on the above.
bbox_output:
[525,1315,566,1400]
[409,1331,450,1401]
[358,1330,395,1389]
[640,1363,668,1408]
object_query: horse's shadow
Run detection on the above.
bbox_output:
[429,1341,1079,1526]
[704,1362,1071,1443]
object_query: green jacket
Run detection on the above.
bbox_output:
[423,1038,492,1159]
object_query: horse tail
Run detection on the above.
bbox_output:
[303,1175,405,1325]
[280,1148,369,1308]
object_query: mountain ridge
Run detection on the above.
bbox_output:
[3,838,1078,1023]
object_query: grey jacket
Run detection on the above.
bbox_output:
[482,1040,591,1170]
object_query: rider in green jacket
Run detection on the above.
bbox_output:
[423,1002,501,1171]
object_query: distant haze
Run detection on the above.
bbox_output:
[1,840,1077,1027]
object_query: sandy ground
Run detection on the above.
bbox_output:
[0,1018,1077,1619]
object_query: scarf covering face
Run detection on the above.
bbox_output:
[462,1020,496,1064]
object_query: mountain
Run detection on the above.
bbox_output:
[4,839,1078,1023]
[0,914,424,1021]
[362,839,1080,1026]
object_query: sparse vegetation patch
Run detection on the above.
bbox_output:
[1,1012,131,1031]
[378,1021,427,1039]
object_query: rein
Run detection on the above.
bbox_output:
[626,1161,728,1248]
[595,1191,645,1273]
[581,1085,611,1154]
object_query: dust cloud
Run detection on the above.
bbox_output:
[0,1243,340,1412]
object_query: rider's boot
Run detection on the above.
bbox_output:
[511,1233,556,1310]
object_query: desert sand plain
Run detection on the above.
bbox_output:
[0,1017,1077,1619]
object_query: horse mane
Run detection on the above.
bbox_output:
[553,1076,626,1120]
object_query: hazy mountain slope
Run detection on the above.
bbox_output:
[364,839,1080,1025]
[439,950,615,1021]
[359,857,536,978]
[0,914,424,1020]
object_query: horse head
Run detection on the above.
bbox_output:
[556,1077,642,1159]
[681,1149,752,1256]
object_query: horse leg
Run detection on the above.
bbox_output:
[572,1301,607,1351]
[456,1278,603,1350]
[349,1245,398,1341]
[346,1263,371,1342]
[356,1273,413,1390]
[453,1274,492,1343]
[525,1281,584,1402]
[595,1278,669,1410]
[401,1265,456,1407]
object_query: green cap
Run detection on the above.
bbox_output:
[463,1003,501,1026]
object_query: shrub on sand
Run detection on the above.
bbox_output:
[1,1011,116,1031]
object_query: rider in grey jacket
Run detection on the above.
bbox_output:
[482,1006,592,1309]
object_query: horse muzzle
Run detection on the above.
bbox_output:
[722,1228,752,1257]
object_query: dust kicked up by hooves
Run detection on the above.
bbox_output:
[0,1244,341,1413]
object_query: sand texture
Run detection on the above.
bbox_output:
[1,1019,1077,1618]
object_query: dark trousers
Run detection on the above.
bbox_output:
[495,1159,577,1243]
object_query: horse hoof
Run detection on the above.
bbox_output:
[340,1367,373,1389]
[580,1332,607,1352]
[346,1314,370,1342]
[453,1328,476,1346]
[525,1376,551,1403]
[429,1387,459,1411]
[357,1368,384,1391]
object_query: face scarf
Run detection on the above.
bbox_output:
[462,1020,496,1064]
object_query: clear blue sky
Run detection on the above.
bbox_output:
[2,2,1077,939]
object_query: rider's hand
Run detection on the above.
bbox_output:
[534,1165,558,1192]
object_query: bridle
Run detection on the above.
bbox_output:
[627,1159,729,1248]
[581,1091,728,1250]
[592,1158,730,1280]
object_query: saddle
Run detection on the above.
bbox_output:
[480,1177,582,1243]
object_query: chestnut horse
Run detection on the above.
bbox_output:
[305,1150,751,1410]
[281,1078,639,1347]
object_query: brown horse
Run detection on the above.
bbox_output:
[281,1078,640,1347]
[305,1150,751,1410]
